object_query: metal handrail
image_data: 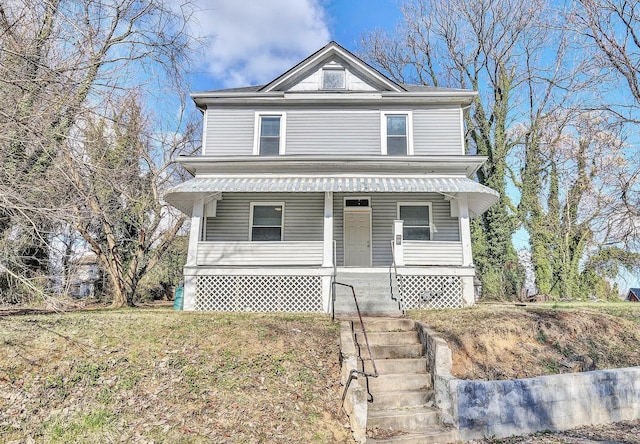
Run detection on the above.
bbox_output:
[390,241,406,315]
[331,240,337,321]
[338,282,378,405]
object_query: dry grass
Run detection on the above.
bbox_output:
[0,308,353,443]
[410,302,640,380]
[4,302,640,443]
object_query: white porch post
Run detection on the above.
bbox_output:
[187,197,205,266]
[183,197,204,311]
[322,191,334,267]
[393,220,404,266]
[322,192,334,313]
[458,195,475,306]
[458,195,472,267]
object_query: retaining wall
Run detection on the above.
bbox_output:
[416,322,640,441]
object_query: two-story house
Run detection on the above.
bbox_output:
[165,42,498,315]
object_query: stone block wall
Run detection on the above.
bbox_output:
[416,321,640,441]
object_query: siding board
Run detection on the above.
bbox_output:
[413,107,463,155]
[204,193,324,242]
[204,109,254,155]
[203,106,464,157]
[286,111,380,155]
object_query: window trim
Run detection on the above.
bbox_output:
[397,202,432,241]
[381,111,413,155]
[249,202,285,241]
[253,112,286,155]
[343,196,371,210]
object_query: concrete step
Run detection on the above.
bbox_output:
[368,390,434,411]
[335,300,402,316]
[367,373,431,393]
[362,357,427,374]
[367,427,459,444]
[355,331,419,346]
[352,318,416,332]
[369,344,423,359]
[367,406,440,430]
[336,308,403,318]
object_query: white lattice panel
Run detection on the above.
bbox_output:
[195,275,322,312]
[397,275,462,309]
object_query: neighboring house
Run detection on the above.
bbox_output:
[627,288,640,302]
[165,42,498,314]
[69,254,100,298]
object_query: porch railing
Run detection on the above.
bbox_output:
[196,241,323,266]
[389,240,407,315]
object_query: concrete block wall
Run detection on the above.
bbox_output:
[415,321,640,441]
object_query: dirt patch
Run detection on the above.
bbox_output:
[411,303,640,380]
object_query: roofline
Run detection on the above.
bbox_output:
[190,90,477,109]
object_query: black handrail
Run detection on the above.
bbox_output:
[338,282,378,405]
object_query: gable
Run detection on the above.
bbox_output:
[260,41,404,93]
[286,57,378,92]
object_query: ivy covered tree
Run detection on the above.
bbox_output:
[361,0,640,299]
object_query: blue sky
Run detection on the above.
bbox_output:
[189,0,402,91]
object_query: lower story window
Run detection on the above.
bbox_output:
[399,203,431,240]
[251,203,283,241]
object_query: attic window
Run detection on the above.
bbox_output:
[322,68,345,90]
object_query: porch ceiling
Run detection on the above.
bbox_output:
[164,176,499,217]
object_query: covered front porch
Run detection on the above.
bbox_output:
[165,175,498,313]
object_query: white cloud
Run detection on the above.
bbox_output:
[192,0,330,88]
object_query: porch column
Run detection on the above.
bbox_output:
[186,197,205,266]
[322,191,334,267]
[458,195,472,267]
[393,220,404,266]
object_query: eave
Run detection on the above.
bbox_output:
[189,90,477,109]
[175,155,487,178]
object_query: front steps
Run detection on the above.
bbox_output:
[348,318,457,444]
[334,272,403,316]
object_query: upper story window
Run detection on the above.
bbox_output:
[250,203,284,241]
[398,203,432,240]
[254,112,286,155]
[322,68,345,90]
[381,112,413,155]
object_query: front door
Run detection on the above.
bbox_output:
[344,210,371,266]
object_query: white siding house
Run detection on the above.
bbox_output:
[165,42,499,314]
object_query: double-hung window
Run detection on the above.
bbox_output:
[382,112,412,155]
[398,203,431,240]
[254,113,285,155]
[250,203,284,241]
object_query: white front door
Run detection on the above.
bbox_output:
[344,210,371,266]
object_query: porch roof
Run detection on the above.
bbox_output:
[164,176,499,217]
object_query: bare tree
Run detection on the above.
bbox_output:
[570,0,640,257]
[0,0,200,306]
[573,0,640,117]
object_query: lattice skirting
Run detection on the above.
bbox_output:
[195,275,323,312]
[398,275,462,309]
